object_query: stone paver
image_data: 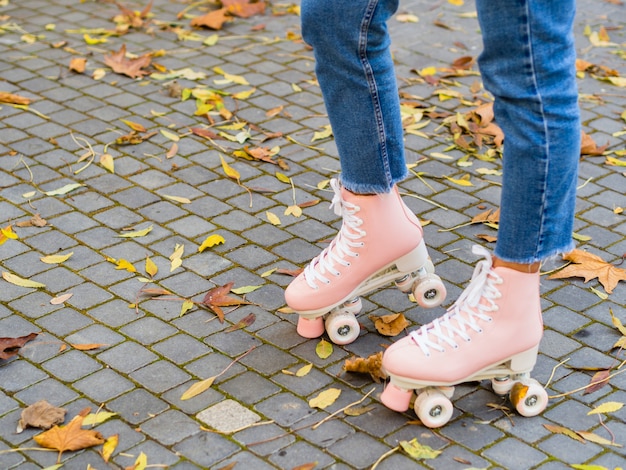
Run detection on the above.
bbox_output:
[1,0,625,469]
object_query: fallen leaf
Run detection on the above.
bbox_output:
[41,252,74,264]
[2,271,46,288]
[0,333,38,360]
[399,438,442,459]
[548,249,626,293]
[308,388,341,409]
[69,57,87,73]
[220,155,240,180]
[544,423,586,443]
[170,243,184,271]
[315,338,333,359]
[198,234,225,252]
[44,183,85,196]
[100,153,115,173]
[117,225,153,238]
[17,400,66,433]
[82,411,117,426]
[576,430,623,447]
[369,313,409,336]
[104,44,152,78]
[588,401,624,415]
[33,407,105,463]
[50,293,73,305]
[191,8,230,30]
[145,256,158,278]
[201,282,251,322]
[101,434,118,462]
[223,0,266,18]
[16,214,48,228]
[224,313,256,332]
[0,91,31,105]
[70,343,107,351]
[266,211,281,225]
[343,352,386,382]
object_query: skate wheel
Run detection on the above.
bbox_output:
[412,273,446,308]
[395,274,415,293]
[297,316,325,338]
[325,309,360,345]
[380,383,413,412]
[511,379,548,417]
[491,376,514,396]
[342,297,362,315]
[414,388,453,428]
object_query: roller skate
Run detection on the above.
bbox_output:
[380,245,548,428]
[284,178,446,345]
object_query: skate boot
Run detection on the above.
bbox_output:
[285,178,446,345]
[380,245,548,428]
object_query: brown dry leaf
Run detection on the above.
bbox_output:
[0,91,31,105]
[543,423,586,443]
[0,333,38,360]
[17,400,67,433]
[476,234,498,242]
[225,312,256,332]
[15,214,47,227]
[548,249,626,294]
[584,369,611,395]
[580,131,608,156]
[343,352,387,383]
[202,282,251,322]
[275,267,303,277]
[369,313,409,336]
[291,463,317,470]
[190,8,230,30]
[34,407,105,463]
[104,44,152,78]
[69,57,87,73]
[114,0,153,29]
[223,0,266,18]
[70,343,107,351]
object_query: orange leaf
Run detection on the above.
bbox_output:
[70,343,107,351]
[33,407,105,463]
[343,352,387,382]
[369,313,409,336]
[201,282,251,322]
[69,57,87,73]
[104,44,152,78]
[190,8,230,30]
[223,0,266,18]
[0,92,31,105]
[548,249,626,294]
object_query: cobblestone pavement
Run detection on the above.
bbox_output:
[1,0,625,468]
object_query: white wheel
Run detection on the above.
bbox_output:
[511,379,548,417]
[414,388,453,428]
[491,376,514,396]
[325,309,360,345]
[412,273,447,308]
[395,274,415,293]
[342,297,362,315]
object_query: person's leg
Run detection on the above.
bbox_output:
[381,0,580,420]
[301,0,407,194]
[286,0,446,342]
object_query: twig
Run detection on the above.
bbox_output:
[370,446,400,470]
[548,368,626,399]
[312,387,375,430]
[544,358,570,389]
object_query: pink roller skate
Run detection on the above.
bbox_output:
[285,178,446,345]
[380,245,548,428]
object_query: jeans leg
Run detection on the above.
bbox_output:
[301,0,407,194]
[476,0,580,263]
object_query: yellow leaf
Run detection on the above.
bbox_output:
[198,234,226,252]
[232,88,256,99]
[117,225,153,238]
[220,155,240,180]
[44,183,85,196]
[291,83,302,92]
[417,66,437,77]
[160,129,180,142]
[605,156,626,166]
[82,411,117,426]
[576,430,623,447]
[181,376,216,400]
[0,225,18,246]
[266,211,281,225]
[2,271,46,288]
[588,401,624,415]
[396,13,419,23]
[120,119,147,133]
[40,252,73,264]
[114,259,137,273]
[145,256,158,278]
[101,434,118,462]
[180,299,194,317]
[231,285,262,294]
[83,33,107,45]
[170,243,184,272]
[261,268,277,277]
[100,153,114,173]
[308,388,341,409]
[285,205,303,217]
[448,0,464,5]
[317,179,330,189]
[275,172,291,184]
[312,124,332,142]
[316,338,333,359]
[132,452,148,470]
[163,194,191,204]
[445,175,473,186]
[296,363,313,377]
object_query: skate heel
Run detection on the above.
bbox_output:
[509,345,539,374]
[395,239,430,273]
[380,383,413,412]
[297,316,325,338]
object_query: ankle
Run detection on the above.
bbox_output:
[493,257,540,274]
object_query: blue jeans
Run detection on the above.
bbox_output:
[301,0,580,263]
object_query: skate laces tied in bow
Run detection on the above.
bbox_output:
[409,245,502,356]
[303,179,366,289]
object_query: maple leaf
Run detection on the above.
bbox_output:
[190,8,231,30]
[34,407,105,463]
[104,44,152,78]
[223,0,266,18]
[0,333,38,360]
[343,352,387,383]
[548,249,626,294]
[201,282,251,322]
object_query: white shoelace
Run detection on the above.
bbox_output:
[409,245,502,356]
[303,179,366,289]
